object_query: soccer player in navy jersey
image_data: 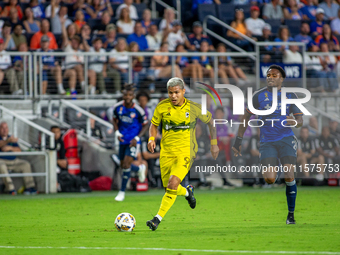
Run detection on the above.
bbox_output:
[107,84,149,201]
[232,65,303,224]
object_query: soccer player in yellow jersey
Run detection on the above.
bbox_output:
[146,77,219,231]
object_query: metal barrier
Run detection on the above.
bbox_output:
[151,0,181,21]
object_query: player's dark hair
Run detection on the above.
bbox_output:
[267,64,286,79]
[122,83,135,93]
[136,90,150,101]
[50,125,60,130]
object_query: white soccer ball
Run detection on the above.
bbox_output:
[114,212,136,232]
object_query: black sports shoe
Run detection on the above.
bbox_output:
[185,185,196,209]
[286,212,296,225]
[146,217,160,231]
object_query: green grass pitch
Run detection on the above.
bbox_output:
[0,186,339,255]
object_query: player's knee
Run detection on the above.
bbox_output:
[285,177,295,183]
[264,177,275,184]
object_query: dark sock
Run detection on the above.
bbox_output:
[131,164,139,172]
[286,180,297,212]
[121,168,131,192]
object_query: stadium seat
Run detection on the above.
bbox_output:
[181,0,194,26]
[87,19,102,30]
[217,4,235,23]
[285,20,301,37]
[134,3,147,19]
[198,4,217,23]
[111,4,120,14]
[20,3,30,11]
[265,19,282,35]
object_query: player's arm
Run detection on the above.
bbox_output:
[148,105,162,153]
[232,110,252,157]
[286,115,303,128]
[207,118,219,160]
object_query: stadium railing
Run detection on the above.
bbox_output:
[151,0,181,21]
[0,105,56,193]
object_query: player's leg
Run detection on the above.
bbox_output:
[115,145,132,201]
[52,65,65,94]
[260,142,279,184]
[129,144,146,183]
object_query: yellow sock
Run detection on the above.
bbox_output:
[157,188,177,218]
[177,184,187,196]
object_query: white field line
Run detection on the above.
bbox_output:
[0,246,339,254]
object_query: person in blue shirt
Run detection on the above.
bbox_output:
[300,0,317,20]
[310,8,325,36]
[37,35,65,95]
[188,21,214,51]
[108,84,149,201]
[0,121,37,195]
[294,22,313,46]
[127,21,149,51]
[232,65,303,225]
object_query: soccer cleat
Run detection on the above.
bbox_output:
[185,185,196,209]
[23,188,38,195]
[146,217,160,231]
[9,190,17,195]
[138,164,146,183]
[286,212,296,225]
[115,191,125,202]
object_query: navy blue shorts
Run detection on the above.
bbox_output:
[118,143,140,161]
[259,136,298,162]
[42,70,49,81]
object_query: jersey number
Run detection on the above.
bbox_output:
[130,147,137,157]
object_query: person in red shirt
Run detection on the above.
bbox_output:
[0,0,23,20]
[30,19,58,50]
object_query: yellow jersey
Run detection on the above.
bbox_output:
[151,98,212,156]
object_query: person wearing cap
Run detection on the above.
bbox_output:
[318,0,339,20]
[162,20,191,51]
[300,0,318,20]
[330,9,340,35]
[127,21,149,51]
[36,35,65,95]
[146,24,162,51]
[310,8,325,36]
[116,0,138,20]
[245,6,266,36]
[263,0,284,20]
[0,38,23,95]
[30,19,58,50]
[188,21,214,51]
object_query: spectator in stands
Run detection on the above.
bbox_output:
[216,43,249,86]
[315,126,340,164]
[8,7,21,29]
[0,121,37,195]
[318,0,339,20]
[45,0,61,18]
[129,41,146,87]
[314,24,340,51]
[116,7,136,34]
[195,40,229,84]
[23,7,40,34]
[331,9,340,35]
[163,20,191,51]
[146,24,162,51]
[227,9,255,52]
[308,116,319,136]
[175,44,203,82]
[294,22,313,45]
[50,126,67,173]
[0,22,16,50]
[284,0,303,19]
[51,4,72,34]
[116,0,138,20]
[92,11,111,34]
[0,38,23,95]
[74,10,86,34]
[73,0,92,21]
[148,42,184,82]
[30,19,58,50]
[103,24,117,50]
[274,26,294,53]
[62,20,86,96]
[87,0,113,19]
[159,8,175,33]
[297,126,325,178]
[258,23,274,63]
[245,6,266,37]
[141,9,153,35]
[319,43,339,92]
[109,37,129,85]
[136,91,152,120]
[310,8,325,36]
[88,38,108,95]
[11,42,27,94]
[283,44,303,63]
[80,24,93,49]
[127,21,149,51]
[300,0,318,20]
[37,35,65,95]
[63,24,77,45]
[330,120,340,143]
[30,0,45,19]
[263,0,284,20]
[11,24,27,49]
[188,21,214,51]
[192,0,221,18]
[0,0,23,20]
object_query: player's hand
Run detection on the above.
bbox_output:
[232,145,242,157]
[286,116,297,126]
[148,140,156,153]
[129,139,137,148]
[211,144,219,160]
[7,136,18,143]
[115,130,124,142]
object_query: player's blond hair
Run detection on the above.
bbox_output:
[167,77,184,89]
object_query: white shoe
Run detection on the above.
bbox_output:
[101,90,108,95]
[58,86,66,95]
[115,191,125,201]
[90,86,96,95]
[12,89,23,95]
[138,164,146,183]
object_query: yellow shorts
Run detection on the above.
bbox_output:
[160,155,194,187]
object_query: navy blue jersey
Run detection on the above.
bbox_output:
[246,87,303,143]
[107,101,148,145]
[37,49,55,67]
